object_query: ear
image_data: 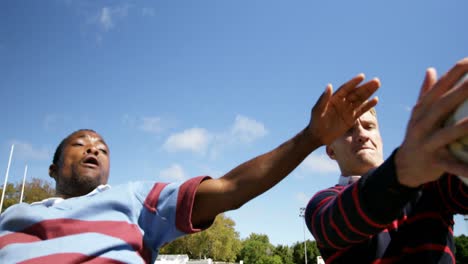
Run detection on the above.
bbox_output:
[326,145,336,160]
[49,164,57,179]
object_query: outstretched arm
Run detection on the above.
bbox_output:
[396,58,468,187]
[307,58,468,250]
[191,74,380,227]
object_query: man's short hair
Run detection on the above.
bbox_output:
[52,129,97,166]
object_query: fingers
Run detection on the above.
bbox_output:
[437,149,468,178]
[332,74,380,109]
[312,84,333,116]
[426,117,468,152]
[409,59,468,137]
[333,73,366,98]
[355,97,379,117]
[419,58,468,108]
[349,78,380,105]
[417,68,437,102]
[419,80,468,134]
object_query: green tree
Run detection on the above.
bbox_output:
[0,183,17,210]
[160,213,241,262]
[237,233,277,264]
[274,244,294,264]
[455,234,468,264]
[22,178,55,203]
[292,240,320,264]
[0,178,55,211]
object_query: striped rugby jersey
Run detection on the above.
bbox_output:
[305,150,468,263]
[0,176,211,264]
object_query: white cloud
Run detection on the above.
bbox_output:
[123,115,171,134]
[94,5,129,32]
[231,115,268,143]
[142,7,155,17]
[159,164,186,181]
[139,117,163,133]
[100,7,113,31]
[10,141,50,161]
[161,115,267,157]
[300,154,339,174]
[163,128,211,154]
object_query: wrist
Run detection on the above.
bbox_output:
[394,148,423,188]
[300,126,323,150]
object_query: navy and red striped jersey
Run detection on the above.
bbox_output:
[306,151,468,263]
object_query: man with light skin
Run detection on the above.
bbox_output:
[0,74,380,263]
[326,108,384,181]
[306,58,468,263]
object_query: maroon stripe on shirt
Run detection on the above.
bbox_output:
[329,206,361,245]
[386,215,407,231]
[319,198,343,249]
[144,182,169,213]
[175,176,211,234]
[18,253,126,264]
[337,185,370,237]
[0,219,149,262]
[352,183,387,229]
[402,243,455,262]
[436,179,456,213]
[370,256,401,264]
[447,176,468,211]
[323,245,353,264]
[405,212,449,226]
[310,196,335,247]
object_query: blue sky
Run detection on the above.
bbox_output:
[1,0,467,246]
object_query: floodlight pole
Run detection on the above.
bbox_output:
[300,207,308,264]
[464,215,468,234]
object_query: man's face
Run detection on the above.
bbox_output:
[50,131,110,197]
[326,111,384,176]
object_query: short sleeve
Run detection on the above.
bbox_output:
[130,176,212,250]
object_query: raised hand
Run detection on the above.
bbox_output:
[396,58,468,187]
[307,74,380,146]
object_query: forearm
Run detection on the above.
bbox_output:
[220,127,321,209]
[192,127,321,226]
[308,150,420,249]
[359,149,421,223]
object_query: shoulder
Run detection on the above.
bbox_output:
[313,185,344,198]
[306,185,344,209]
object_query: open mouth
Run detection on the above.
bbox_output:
[82,156,99,167]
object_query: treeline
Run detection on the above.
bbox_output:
[2,179,468,263]
[0,177,55,210]
[161,220,468,264]
[160,214,320,263]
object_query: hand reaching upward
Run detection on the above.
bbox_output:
[308,74,380,146]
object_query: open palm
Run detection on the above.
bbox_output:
[308,74,380,145]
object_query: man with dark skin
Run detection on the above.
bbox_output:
[1,74,381,263]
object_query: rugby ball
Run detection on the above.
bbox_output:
[445,73,468,184]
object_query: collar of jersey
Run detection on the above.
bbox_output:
[31,184,111,207]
